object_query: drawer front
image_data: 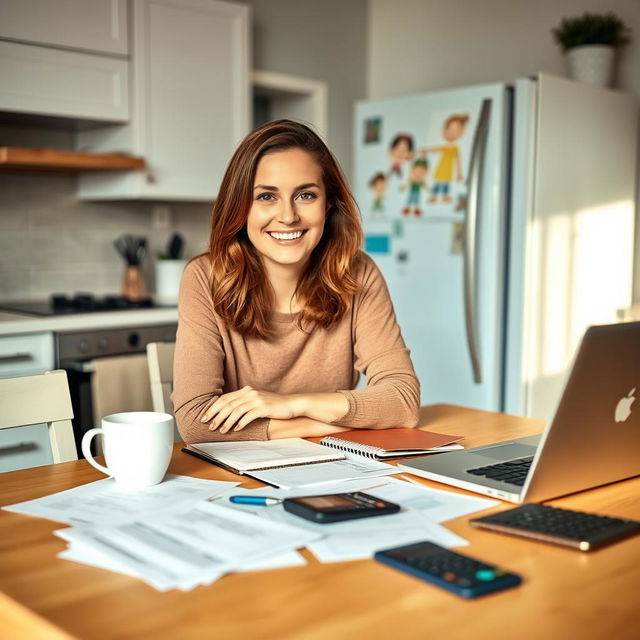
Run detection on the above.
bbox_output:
[0,0,128,56]
[0,423,53,472]
[0,332,55,378]
[0,41,129,122]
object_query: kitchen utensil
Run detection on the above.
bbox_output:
[167,233,184,259]
[114,234,148,266]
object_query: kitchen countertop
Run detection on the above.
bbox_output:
[0,307,178,336]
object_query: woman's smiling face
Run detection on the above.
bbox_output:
[247,147,327,277]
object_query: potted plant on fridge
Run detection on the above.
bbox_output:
[552,12,631,87]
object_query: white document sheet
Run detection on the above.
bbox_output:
[363,476,499,523]
[306,522,467,563]
[59,543,306,582]
[217,479,469,563]
[248,454,397,489]
[55,502,320,591]
[3,474,239,526]
[55,527,208,591]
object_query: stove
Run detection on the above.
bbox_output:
[0,294,167,317]
[0,293,177,458]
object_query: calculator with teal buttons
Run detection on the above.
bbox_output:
[375,541,521,598]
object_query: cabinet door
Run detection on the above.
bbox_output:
[0,424,54,473]
[0,40,129,121]
[0,0,128,55]
[77,0,250,201]
[0,333,55,378]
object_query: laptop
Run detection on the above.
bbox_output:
[398,321,640,503]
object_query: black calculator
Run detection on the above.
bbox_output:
[470,503,640,551]
[282,491,400,523]
[375,541,521,598]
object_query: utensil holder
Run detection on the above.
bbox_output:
[122,266,147,300]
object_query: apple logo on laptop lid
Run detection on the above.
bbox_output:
[614,387,636,423]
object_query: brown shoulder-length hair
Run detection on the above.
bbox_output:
[208,119,364,338]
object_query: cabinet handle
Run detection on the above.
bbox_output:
[0,442,38,456]
[0,353,34,364]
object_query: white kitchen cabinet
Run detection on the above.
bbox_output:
[0,332,55,378]
[0,40,129,122]
[0,0,128,56]
[0,332,56,473]
[77,0,250,201]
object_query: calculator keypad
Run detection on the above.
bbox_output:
[399,548,499,588]
[376,541,522,598]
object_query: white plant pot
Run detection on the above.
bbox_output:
[154,259,186,305]
[566,45,615,87]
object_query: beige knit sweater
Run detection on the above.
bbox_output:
[172,252,420,443]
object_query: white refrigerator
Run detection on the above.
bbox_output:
[353,73,637,420]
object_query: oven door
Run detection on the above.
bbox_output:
[65,354,153,456]
[58,325,176,457]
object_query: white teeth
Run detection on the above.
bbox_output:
[269,231,303,240]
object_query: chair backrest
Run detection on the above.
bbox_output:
[0,369,77,463]
[146,342,175,414]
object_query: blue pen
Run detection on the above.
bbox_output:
[229,495,282,506]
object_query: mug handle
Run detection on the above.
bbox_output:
[81,428,112,477]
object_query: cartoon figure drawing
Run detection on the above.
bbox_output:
[424,114,469,204]
[400,157,429,217]
[388,133,414,178]
[368,172,387,216]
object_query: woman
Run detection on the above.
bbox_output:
[173,120,419,443]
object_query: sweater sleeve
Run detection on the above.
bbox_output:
[331,256,420,429]
[172,257,269,444]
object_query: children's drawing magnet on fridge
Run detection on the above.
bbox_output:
[422,109,474,211]
[365,235,391,254]
[364,117,382,144]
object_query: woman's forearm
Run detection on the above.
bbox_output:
[267,416,350,440]
[291,392,350,424]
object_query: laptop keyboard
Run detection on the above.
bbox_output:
[466,456,534,486]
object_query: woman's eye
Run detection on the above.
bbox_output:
[257,192,275,201]
[297,191,317,201]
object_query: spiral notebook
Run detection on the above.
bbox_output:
[183,438,345,474]
[320,429,463,460]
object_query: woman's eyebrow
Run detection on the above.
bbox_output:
[253,182,320,191]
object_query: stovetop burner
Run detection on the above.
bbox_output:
[0,294,161,317]
[51,293,154,312]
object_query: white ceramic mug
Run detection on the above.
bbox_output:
[81,412,174,489]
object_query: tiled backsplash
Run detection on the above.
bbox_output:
[0,124,211,300]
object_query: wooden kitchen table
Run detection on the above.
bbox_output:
[1,404,639,640]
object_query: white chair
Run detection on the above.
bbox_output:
[146,342,175,414]
[0,369,77,464]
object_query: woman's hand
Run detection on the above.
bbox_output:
[201,386,302,433]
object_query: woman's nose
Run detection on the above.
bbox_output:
[276,200,299,224]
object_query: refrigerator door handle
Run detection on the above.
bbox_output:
[463,98,491,384]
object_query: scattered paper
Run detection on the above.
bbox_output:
[55,502,320,591]
[60,544,306,576]
[363,476,498,523]
[3,474,239,526]
[248,454,397,489]
[217,477,472,563]
[306,522,467,563]
[9,463,497,590]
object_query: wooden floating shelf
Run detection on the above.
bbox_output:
[0,147,146,172]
